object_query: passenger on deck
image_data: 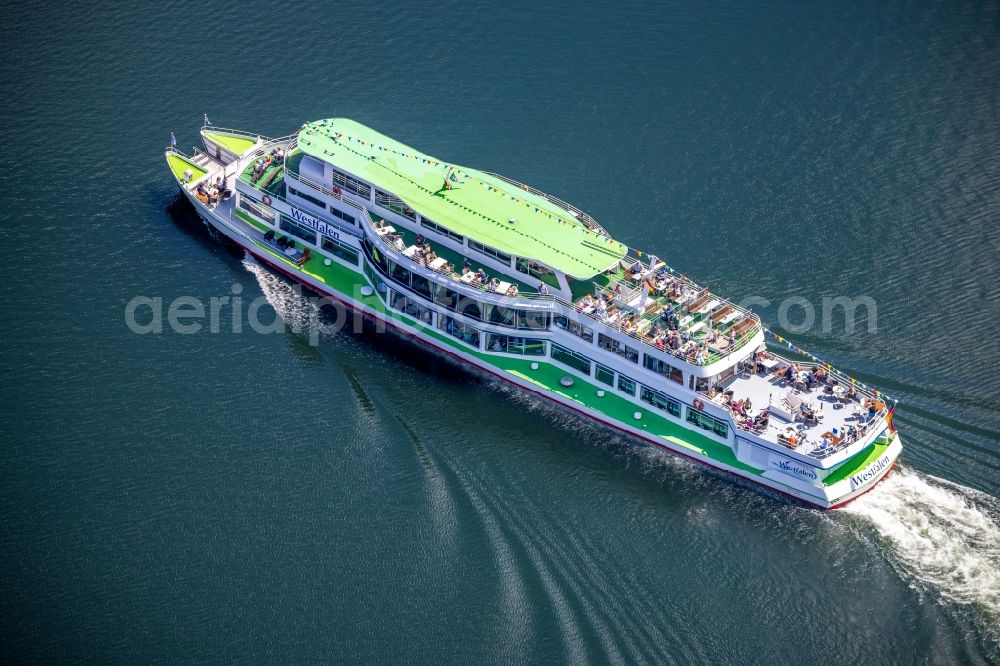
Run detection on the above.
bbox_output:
[538,283,549,295]
[264,230,274,242]
[393,236,405,251]
[506,285,518,297]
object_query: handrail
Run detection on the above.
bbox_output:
[483,171,608,235]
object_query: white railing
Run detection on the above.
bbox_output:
[483,171,608,235]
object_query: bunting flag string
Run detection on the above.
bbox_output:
[762,328,894,403]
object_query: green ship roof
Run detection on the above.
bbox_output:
[296,119,628,279]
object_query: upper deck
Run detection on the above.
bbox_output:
[234,141,765,371]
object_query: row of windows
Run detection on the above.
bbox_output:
[687,408,730,438]
[487,334,546,356]
[469,239,513,265]
[238,196,276,223]
[420,217,464,243]
[643,354,684,384]
[331,166,371,199]
[383,259,550,330]
[640,386,682,417]
[554,315,594,343]
[288,186,358,226]
[598,333,640,364]
[321,235,359,265]
[279,215,318,245]
[551,343,592,375]
[288,186,326,211]
[439,315,481,347]
[389,291,433,324]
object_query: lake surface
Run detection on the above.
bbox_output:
[1,0,998,663]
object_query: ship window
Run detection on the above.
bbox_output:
[238,197,276,224]
[643,354,683,384]
[389,261,411,287]
[411,273,433,299]
[421,217,463,243]
[687,407,729,438]
[595,364,615,387]
[469,240,512,265]
[329,206,356,226]
[374,188,417,220]
[279,216,317,245]
[486,334,546,356]
[640,386,681,417]
[321,235,359,265]
[288,186,327,211]
[434,285,459,310]
[488,304,517,328]
[438,315,480,348]
[459,296,482,321]
[389,291,433,324]
[551,343,591,375]
[517,310,550,331]
[617,375,636,396]
[554,316,594,343]
[598,333,639,363]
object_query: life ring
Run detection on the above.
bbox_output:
[332,186,342,197]
[262,194,272,206]
[693,398,704,411]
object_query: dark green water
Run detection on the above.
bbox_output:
[2,0,999,663]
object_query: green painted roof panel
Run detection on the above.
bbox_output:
[296,119,627,278]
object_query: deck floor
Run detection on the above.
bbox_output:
[718,371,871,454]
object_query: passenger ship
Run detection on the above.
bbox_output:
[164,117,901,508]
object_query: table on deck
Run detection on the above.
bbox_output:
[459,272,478,285]
[494,280,512,294]
[759,357,780,371]
[678,314,695,329]
[635,319,654,336]
[375,226,396,236]
[402,245,419,258]
[429,257,447,271]
[718,310,740,326]
[688,322,707,335]
[695,298,721,315]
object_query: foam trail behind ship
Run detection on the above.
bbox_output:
[843,466,1000,641]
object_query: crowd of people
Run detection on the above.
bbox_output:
[195,175,231,206]
[375,222,529,296]
[250,148,285,183]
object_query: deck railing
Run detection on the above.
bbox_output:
[483,171,608,235]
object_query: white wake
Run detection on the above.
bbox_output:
[843,466,1000,624]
